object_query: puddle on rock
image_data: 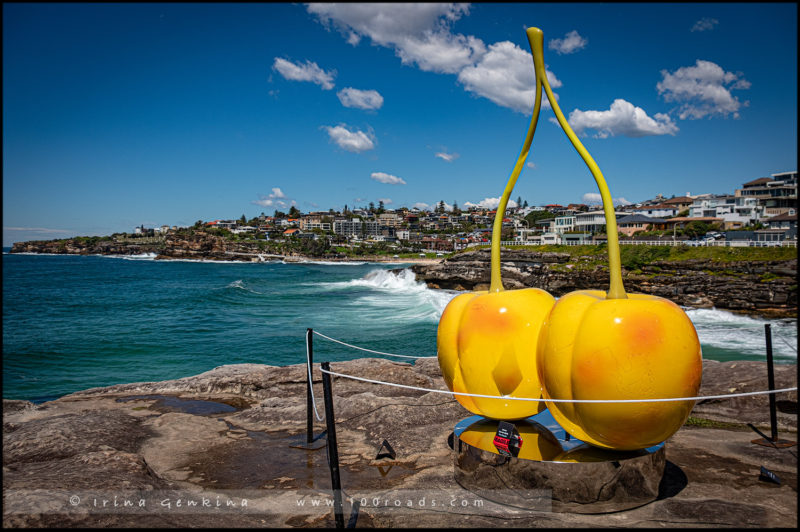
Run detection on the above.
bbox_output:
[185,427,415,492]
[116,394,241,416]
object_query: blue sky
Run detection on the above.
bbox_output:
[3,3,797,246]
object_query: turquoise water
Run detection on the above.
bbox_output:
[2,250,796,402]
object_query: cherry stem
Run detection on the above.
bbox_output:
[526,27,627,300]
[489,47,543,293]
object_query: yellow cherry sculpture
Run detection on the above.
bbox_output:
[524,27,703,450]
[437,46,555,421]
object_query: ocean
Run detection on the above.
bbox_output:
[2,250,796,403]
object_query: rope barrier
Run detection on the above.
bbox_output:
[312,331,438,360]
[318,366,797,404]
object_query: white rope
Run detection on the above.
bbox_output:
[319,367,797,404]
[306,331,323,421]
[312,331,438,359]
[774,333,798,353]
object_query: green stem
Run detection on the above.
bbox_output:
[526,27,627,299]
[488,52,543,293]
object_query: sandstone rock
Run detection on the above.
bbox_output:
[2,359,796,528]
[410,249,797,317]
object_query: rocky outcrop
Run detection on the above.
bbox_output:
[410,249,798,317]
[3,359,796,528]
[10,239,163,256]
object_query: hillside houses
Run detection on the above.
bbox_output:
[134,169,795,249]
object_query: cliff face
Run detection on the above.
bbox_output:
[410,249,797,317]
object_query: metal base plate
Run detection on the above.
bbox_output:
[453,410,666,514]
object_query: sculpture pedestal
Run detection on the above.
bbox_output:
[453,410,665,514]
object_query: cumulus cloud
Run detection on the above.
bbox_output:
[411,202,430,210]
[322,125,376,152]
[253,187,293,208]
[272,57,336,90]
[377,198,393,204]
[548,30,587,55]
[435,151,460,162]
[370,172,406,185]
[458,40,561,114]
[463,198,518,210]
[564,98,679,138]
[526,162,537,169]
[657,59,751,119]
[691,18,719,32]
[581,193,631,206]
[337,87,384,110]
[307,3,485,74]
[306,4,569,116]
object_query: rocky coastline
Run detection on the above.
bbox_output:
[10,237,798,318]
[3,358,797,528]
[410,248,798,318]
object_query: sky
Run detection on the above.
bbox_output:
[3,3,797,246]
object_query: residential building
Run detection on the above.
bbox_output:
[574,210,628,234]
[617,214,668,237]
[333,219,363,237]
[689,195,762,225]
[765,212,797,231]
[553,215,576,234]
[631,204,680,218]
[378,212,402,228]
[735,171,797,217]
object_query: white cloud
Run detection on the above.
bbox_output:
[463,197,518,210]
[322,125,376,152]
[526,162,537,169]
[412,202,430,210]
[370,172,406,185]
[691,18,719,32]
[457,40,561,114]
[253,187,292,208]
[377,198,393,204]
[337,87,384,110]
[307,3,485,74]
[565,99,679,138]
[581,193,631,206]
[548,30,587,55]
[657,59,750,119]
[435,151,459,162]
[272,57,336,90]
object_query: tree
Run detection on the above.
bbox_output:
[453,201,461,215]
[516,196,522,208]
[523,200,529,208]
[239,214,247,225]
[377,200,385,214]
[274,210,286,218]
[343,204,348,214]
[288,205,301,218]
[369,201,375,213]
[438,200,446,214]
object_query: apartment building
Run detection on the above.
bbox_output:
[689,195,762,225]
[735,171,797,217]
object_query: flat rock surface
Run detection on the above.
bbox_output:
[3,358,797,528]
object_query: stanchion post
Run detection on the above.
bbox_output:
[306,328,314,444]
[321,361,345,529]
[765,324,778,442]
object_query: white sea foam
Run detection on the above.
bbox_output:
[686,308,797,360]
[318,268,459,323]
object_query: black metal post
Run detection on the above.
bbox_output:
[765,324,778,442]
[306,328,314,444]
[321,362,345,529]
